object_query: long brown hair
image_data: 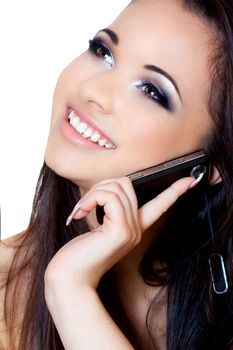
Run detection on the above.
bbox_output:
[3,0,233,349]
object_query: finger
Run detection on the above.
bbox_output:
[139,177,194,232]
[76,189,130,226]
[89,181,133,212]
[66,181,130,226]
[75,180,138,225]
[91,177,138,214]
[92,178,139,222]
[93,179,141,235]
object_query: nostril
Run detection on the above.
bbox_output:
[87,99,110,114]
[88,99,103,110]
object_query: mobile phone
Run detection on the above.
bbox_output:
[96,150,209,224]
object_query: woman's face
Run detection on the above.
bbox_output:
[45,0,214,191]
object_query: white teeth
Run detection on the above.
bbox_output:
[68,110,115,149]
[70,116,80,128]
[105,143,114,149]
[83,128,93,138]
[68,111,76,120]
[91,131,101,142]
[77,122,87,134]
[98,139,107,147]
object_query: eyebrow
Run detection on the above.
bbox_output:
[98,28,119,45]
[98,28,182,102]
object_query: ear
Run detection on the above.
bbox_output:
[209,165,222,185]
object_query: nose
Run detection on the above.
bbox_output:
[79,71,119,115]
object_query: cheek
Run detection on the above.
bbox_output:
[52,54,90,103]
[49,56,90,127]
[120,114,208,172]
[121,117,181,166]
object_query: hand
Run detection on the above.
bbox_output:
[44,176,195,350]
[44,176,195,289]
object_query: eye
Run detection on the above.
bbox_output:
[136,80,171,110]
[88,38,114,67]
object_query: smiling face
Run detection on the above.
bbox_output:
[45,0,215,191]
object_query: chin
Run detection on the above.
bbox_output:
[44,140,77,181]
[44,151,70,181]
[44,130,130,189]
[44,143,102,190]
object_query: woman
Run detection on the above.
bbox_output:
[1,0,233,349]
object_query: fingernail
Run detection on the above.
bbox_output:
[189,172,204,189]
[66,199,83,226]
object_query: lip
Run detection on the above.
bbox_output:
[60,107,116,150]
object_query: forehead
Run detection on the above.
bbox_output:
[110,0,214,108]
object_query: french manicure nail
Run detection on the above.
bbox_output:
[189,172,204,189]
[66,199,83,226]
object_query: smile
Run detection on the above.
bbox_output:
[68,110,116,149]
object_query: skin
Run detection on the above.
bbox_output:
[43,1,217,349]
[1,0,218,349]
[45,0,213,191]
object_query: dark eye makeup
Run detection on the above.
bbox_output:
[88,37,173,112]
[88,37,114,67]
[134,80,172,111]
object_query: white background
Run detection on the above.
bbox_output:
[1,0,129,239]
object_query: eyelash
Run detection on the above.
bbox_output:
[88,38,171,110]
[88,38,114,67]
[135,80,170,110]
